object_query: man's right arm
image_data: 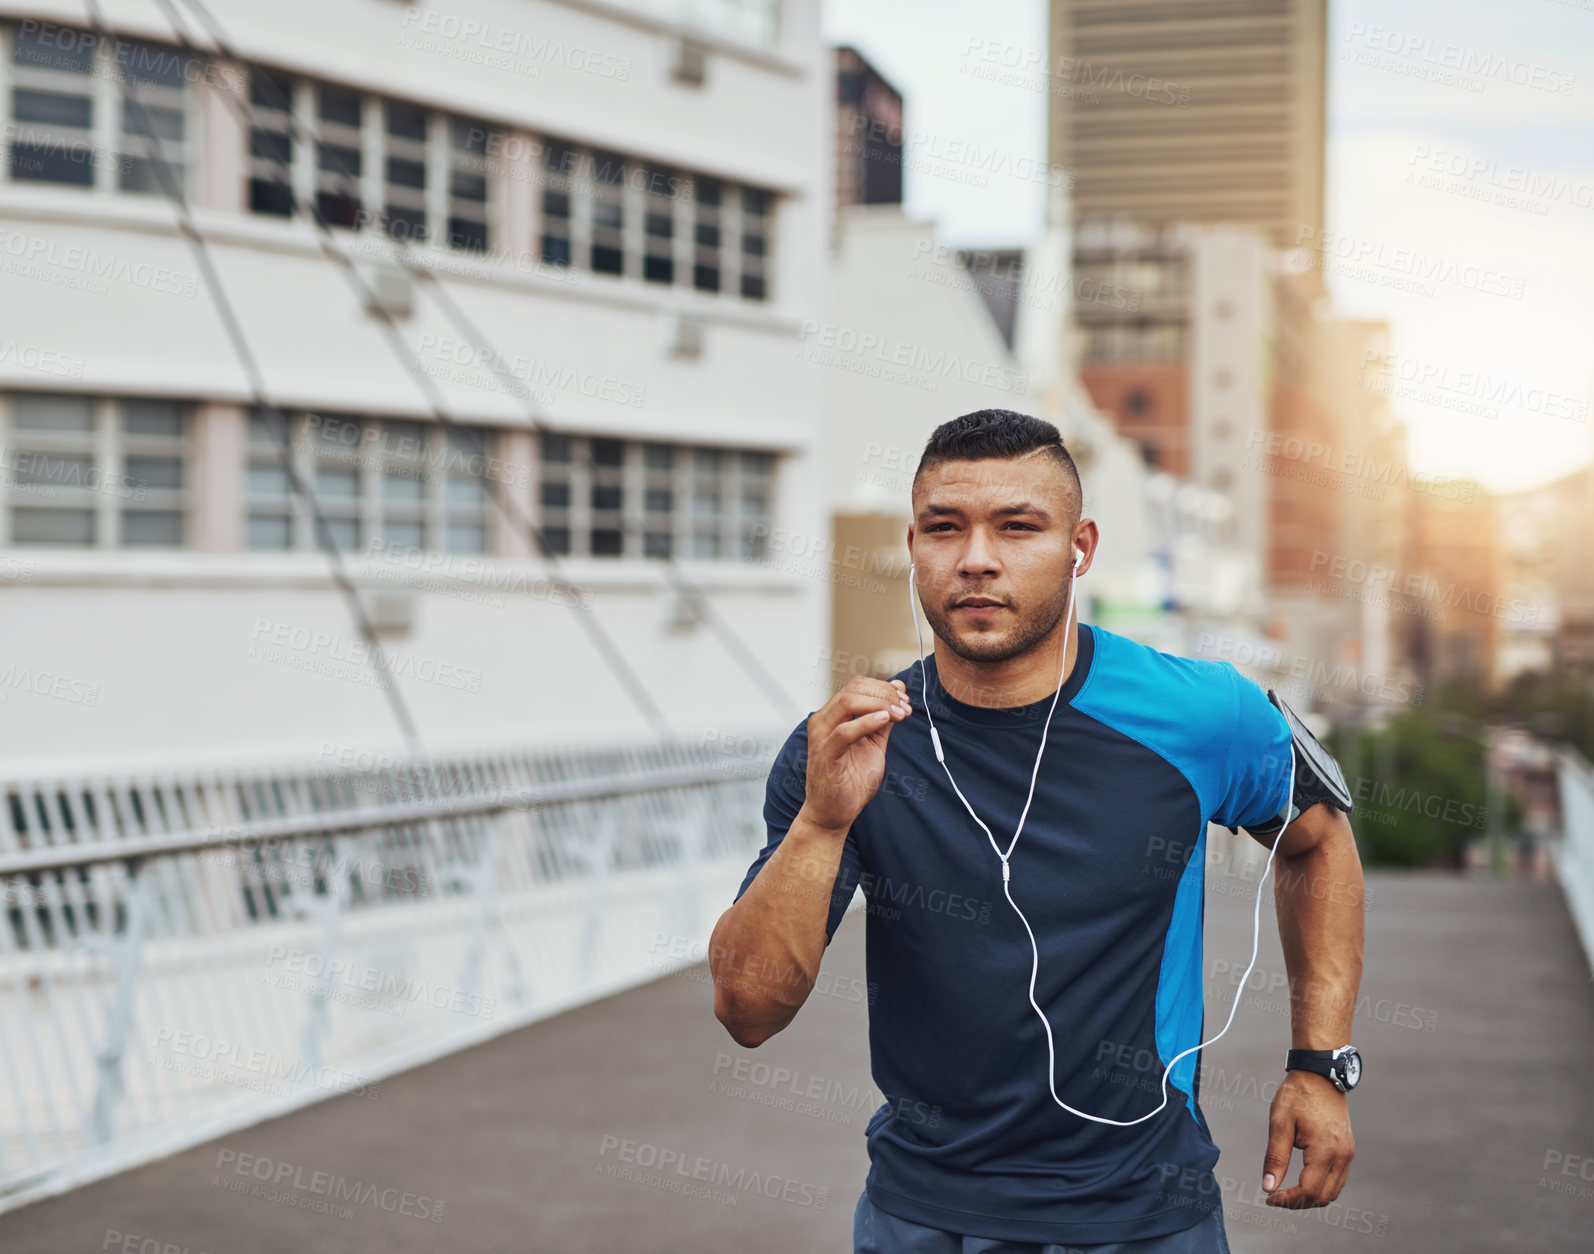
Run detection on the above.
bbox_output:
[709,675,913,1048]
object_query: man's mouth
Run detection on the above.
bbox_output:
[953,597,1007,611]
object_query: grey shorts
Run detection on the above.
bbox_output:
[852,1189,1232,1254]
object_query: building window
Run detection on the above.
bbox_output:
[693,176,722,293]
[448,118,490,252]
[3,394,189,547]
[115,41,189,196]
[738,451,772,558]
[535,434,775,560]
[443,426,489,552]
[245,412,494,555]
[120,399,186,544]
[526,140,773,301]
[537,431,573,554]
[642,166,676,285]
[247,66,295,216]
[314,84,362,228]
[590,150,625,276]
[740,187,770,301]
[383,100,428,241]
[9,24,96,186]
[589,436,625,554]
[241,74,495,252]
[540,141,574,266]
[642,442,674,556]
[310,414,363,549]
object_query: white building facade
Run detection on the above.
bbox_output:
[0,0,833,768]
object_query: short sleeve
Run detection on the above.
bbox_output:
[1213,666,1294,832]
[733,717,862,943]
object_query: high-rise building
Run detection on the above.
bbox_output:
[834,45,903,214]
[1047,0,1327,249]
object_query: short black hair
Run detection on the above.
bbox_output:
[912,409,1082,514]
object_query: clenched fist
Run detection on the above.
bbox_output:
[800,676,913,835]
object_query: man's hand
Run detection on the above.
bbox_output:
[1261,1069,1355,1208]
[801,676,913,834]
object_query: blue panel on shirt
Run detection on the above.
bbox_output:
[731,623,1293,1246]
[1072,627,1294,1120]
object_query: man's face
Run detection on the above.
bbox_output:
[909,454,1079,665]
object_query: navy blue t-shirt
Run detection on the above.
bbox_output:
[733,623,1294,1245]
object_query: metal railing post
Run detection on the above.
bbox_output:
[89,860,149,1146]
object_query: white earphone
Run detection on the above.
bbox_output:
[905,543,1293,1126]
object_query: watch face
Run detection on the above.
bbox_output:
[1340,1048,1362,1090]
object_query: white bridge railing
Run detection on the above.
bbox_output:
[0,732,780,1212]
[1554,747,1594,977]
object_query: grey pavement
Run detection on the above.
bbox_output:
[3,870,1592,1253]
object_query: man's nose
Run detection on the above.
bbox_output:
[957,528,1001,576]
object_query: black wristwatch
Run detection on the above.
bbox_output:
[1286,1046,1362,1094]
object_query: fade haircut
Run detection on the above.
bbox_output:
[912,409,1082,518]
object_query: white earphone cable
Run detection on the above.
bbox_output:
[906,555,1298,1126]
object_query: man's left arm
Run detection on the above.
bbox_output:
[1250,803,1365,1209]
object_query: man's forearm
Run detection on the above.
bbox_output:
[1273,810,1366,1048]
[709,808,850,1047]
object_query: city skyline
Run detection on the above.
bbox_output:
[822,0,1594,494]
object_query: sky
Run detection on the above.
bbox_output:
[821,0,1594,493]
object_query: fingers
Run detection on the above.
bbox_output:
[1260,1107,1295,1201]
[1266,1132,1356,1209]
[811,677,911,742]
[832,707,894,747]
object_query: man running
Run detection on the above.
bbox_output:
[709,409,1364,1252]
